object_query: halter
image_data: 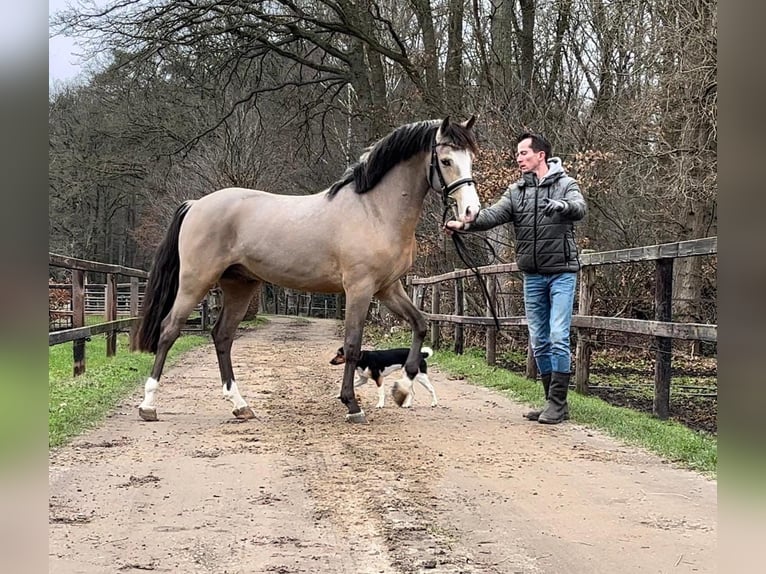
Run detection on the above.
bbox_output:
[429,141,476,207]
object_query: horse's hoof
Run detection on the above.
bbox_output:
[233,406,256,420]
[139,407,158,422]
[345,411,368,424]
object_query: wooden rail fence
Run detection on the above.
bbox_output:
[49,253,215,377]
[408,237,717,419]
[49,253,150,376]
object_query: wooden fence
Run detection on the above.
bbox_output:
[49,253,150,376]
[48,253,216,377]
[408,237,717,419]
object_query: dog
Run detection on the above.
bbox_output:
[330,346,437,409]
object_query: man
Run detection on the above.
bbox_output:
[445,132,587,424]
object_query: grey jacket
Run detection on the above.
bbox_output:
[469,157,587,274]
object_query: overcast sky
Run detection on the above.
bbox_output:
[49,0,93,89]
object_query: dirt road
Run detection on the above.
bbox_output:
[49,316,716,573]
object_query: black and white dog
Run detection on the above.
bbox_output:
[330,346,437,408]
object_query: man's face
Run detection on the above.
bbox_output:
[516,138,545,174]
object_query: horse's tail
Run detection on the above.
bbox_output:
[132,201,194,353]
[420,346,434,359]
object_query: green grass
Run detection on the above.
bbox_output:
[49,333,208,448]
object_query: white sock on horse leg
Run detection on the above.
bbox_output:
[139,377,159,410]
[222,380,248,409]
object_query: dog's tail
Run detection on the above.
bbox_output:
[420,346,434,359]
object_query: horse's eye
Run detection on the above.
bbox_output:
[440,158,452,167]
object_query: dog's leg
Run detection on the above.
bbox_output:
[401,377,414,408]
[375,376,385,409]
[416,373,438,407]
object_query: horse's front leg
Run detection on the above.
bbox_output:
[340,288,374,424]
[376,281,428,407]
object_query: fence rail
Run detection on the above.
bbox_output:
[408,237,717,420]
[49,253,151,376]
[48,319,140,346]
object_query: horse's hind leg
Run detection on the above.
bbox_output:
[212,277,261,420]
[139,279,212,421]
[375,281,428,407]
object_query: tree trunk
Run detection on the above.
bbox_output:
[517,0,536,119]
[546,0,573,101]
[445,0,465,116]
[489,0,515,99]
[410,0,442,114]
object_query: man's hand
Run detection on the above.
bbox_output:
[443,220,465,236]
[540,198,568,217]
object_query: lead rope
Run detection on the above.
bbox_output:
[442,205,501,332]
[430,141,501,331]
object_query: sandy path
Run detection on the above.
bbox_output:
[49,316,716,573]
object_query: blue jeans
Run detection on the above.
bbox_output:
[523,272,577,375]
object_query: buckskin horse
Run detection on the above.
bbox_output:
[132,116,480,424]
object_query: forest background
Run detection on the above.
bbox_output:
[48,0,717,326]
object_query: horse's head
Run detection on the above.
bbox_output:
[430,116,481,226]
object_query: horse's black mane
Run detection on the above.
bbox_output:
[327,119,478,197]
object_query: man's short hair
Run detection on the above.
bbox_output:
[517,132,552,161]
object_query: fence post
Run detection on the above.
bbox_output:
[486,276,497,365]
[413,285,424,310]
[454,276,464,355]
[654,258,673,419]
[72,269,86,376]
[201,296,209,331]
[575,254,596,394]
[128,276,140,349]
[430,285,440,349]
[105,273,117,356]
[335,292,344,319]
[129,276,140,316]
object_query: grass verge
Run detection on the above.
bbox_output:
[434,348,716,476]
[49,333,208,448]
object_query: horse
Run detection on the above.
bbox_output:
[131,116,480,424]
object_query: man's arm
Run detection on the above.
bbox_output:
[561,180,587,221]
[466,185,515,231]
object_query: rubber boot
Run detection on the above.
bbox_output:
[538,372,570,424]
[523,373,551,421]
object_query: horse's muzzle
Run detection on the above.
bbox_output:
[462,205,480,224]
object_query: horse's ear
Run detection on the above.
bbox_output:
[463,115,477,130]
[440,116,451,132]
